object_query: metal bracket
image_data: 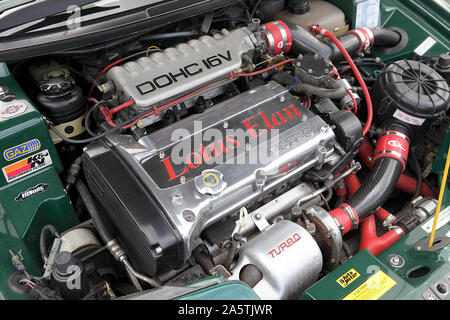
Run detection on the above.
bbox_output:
[251,212,270,232]
[414,237,450,252]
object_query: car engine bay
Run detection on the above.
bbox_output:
[0,0,449,301]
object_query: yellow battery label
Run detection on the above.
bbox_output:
[343,270,396,300]
[336,268,360,288]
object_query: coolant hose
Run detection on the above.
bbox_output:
[330,123,410,234]
[359,215,404,256]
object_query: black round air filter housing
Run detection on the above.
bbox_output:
[372,60,449,130]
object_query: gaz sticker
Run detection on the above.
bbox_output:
[2,150,52,183]
[3,139,41,161]
[343,270,396,300]
[337,268,360,288]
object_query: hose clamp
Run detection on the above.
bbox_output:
[382,213,397,227]
[341,204,359,230]
[348,28,374,54]
[391,226,406,238]
[335,204,359,231]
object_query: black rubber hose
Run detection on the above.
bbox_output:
[40,224,58,262]
[327,29,402,61]
[288,23,333,58]
[371,28,403,47]
[346,123,410,220]
[288,25,403,63]
[347,157,403,220]
[75,180,114,243]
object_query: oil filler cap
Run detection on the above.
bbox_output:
[195,169,227,196]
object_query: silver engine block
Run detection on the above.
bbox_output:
[83,81,337,277]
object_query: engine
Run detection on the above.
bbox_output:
[83,80,335,276]
[80,22,365,299]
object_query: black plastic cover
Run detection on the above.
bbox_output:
[82,140,184,276]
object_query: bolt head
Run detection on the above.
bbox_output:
[183,210,195,222]
[256,178,265,186]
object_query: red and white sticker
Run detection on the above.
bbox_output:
[393,109,425,126]
[2,150,52,183]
